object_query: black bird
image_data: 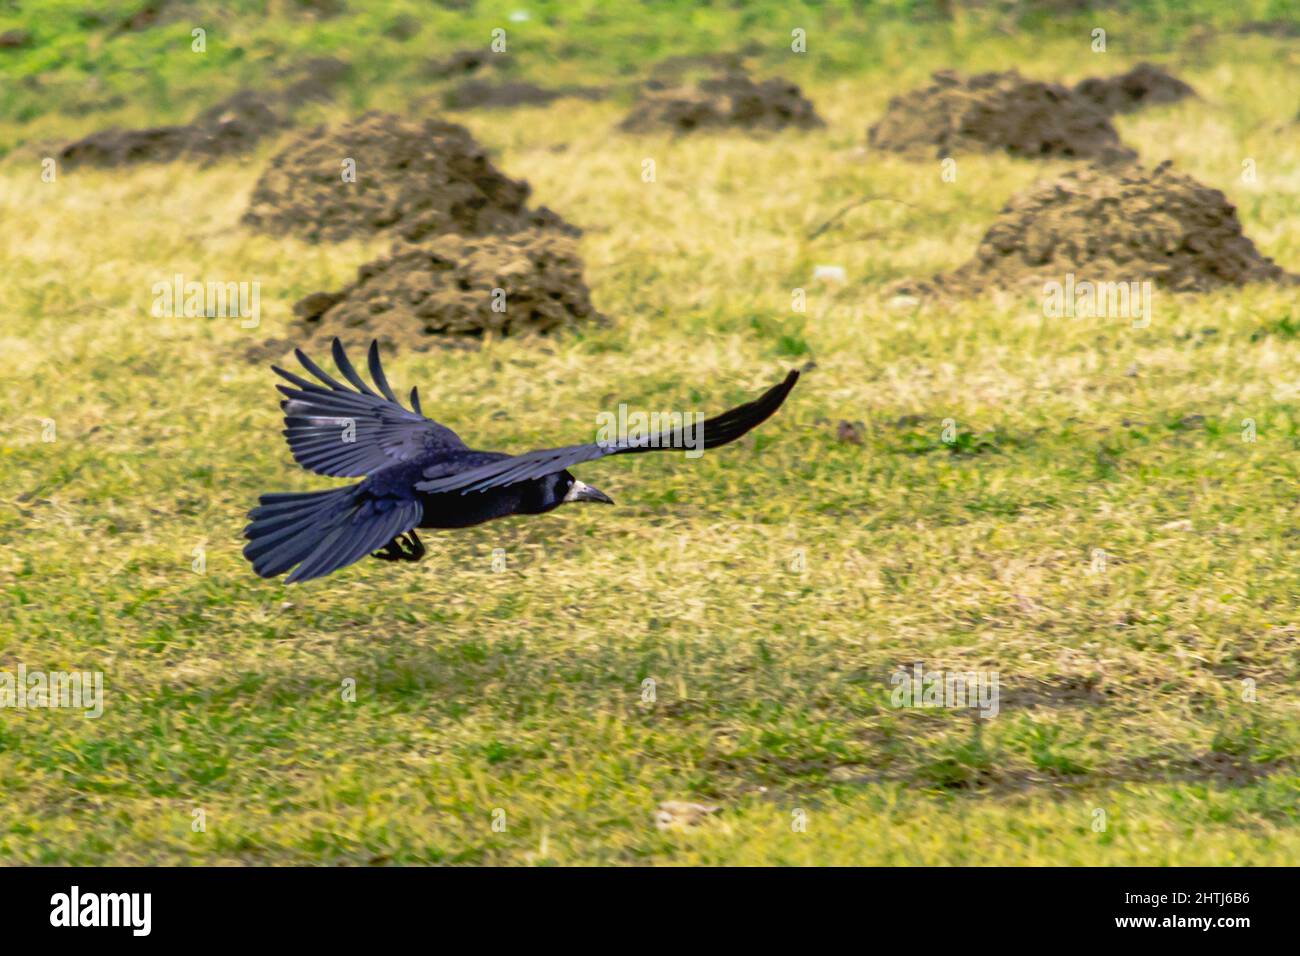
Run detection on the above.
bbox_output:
[243,339,799,583]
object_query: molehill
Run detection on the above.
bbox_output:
[620,72,823,133]
[1073,63,1196,116]
[292,229,601,348]
[912,161,1292,295]
[242,112,577,243]
[868,69,1134,162]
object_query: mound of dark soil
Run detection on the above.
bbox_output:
[383,14,421,41]
[55,58,344,170]
[58,93,287,169]
[242,112,577,243]
[914,161,1292,295]
[425,49,499,80]
[278,55,352,102]
[621,72,823,133]
[196,90,289,130]
[294,0,346,17]
[117,1,168,33]
[0,28,32,49]
[1237,19,1300,38]
[443,80,606,109]
[57,127,188,168]
[1073,63,1196,115]
[61,94,127,117]
[868,69,1134,162]
[647,50,754,82]
[292,229,600,345]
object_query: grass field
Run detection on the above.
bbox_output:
[1,1,1298,864]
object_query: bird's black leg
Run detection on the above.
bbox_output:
[371,539,406,562]
[370,531,425,563]
[403,530,425,561]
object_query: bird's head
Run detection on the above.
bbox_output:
[560,472,614,507]
[514,471,614,514]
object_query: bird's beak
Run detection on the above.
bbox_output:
[564,480,614,505]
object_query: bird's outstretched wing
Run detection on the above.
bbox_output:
[416,369,799,495]
[272,338,467,477]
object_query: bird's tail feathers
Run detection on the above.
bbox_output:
[243,484,423,584]
[243,485,360,582]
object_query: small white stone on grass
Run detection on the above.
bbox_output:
[813,264,847,284]
[655,800,719,831]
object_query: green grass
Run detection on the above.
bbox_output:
[1,1,1298,864]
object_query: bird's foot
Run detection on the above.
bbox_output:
[371,531,425,563]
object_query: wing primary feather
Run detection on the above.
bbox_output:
[409,386,422,417]
[295,347,351,392]
[331,338,381,398]
[367,340,401,405]
[273,366,336,395]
